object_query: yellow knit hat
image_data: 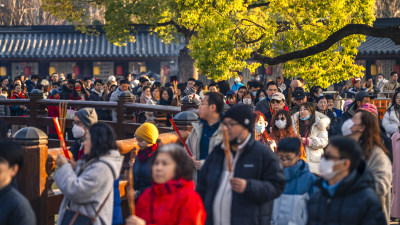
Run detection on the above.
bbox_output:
[135,122,159,144]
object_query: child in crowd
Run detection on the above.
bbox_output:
[133,122,159,198]
[126,144,206,225]
[271,137,317,225]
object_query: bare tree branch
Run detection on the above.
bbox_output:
[251,24,400,65]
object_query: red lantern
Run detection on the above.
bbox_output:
[394,64,400,74]
[73,66,80,76]
[265,66,273,76]
[116,65,123,76]
[24,66,31,76]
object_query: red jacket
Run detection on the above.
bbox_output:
[136,178,206,225]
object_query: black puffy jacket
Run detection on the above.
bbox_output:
[307,161,387,225]
[197,135,286,225]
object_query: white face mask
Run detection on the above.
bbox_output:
[254,124,265,133]
[341,119,354,136]
[243,98,252,105]
[319,157,343,180]
[378,78,383,83]
[235,78,240,83]
[275,120,287,129]
[72,124,85,138]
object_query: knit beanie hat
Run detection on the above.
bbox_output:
[135,122,159,144]
[356,103,378,117]
[223,104,253,132]
[75,108,98,128]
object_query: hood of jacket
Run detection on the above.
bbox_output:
[315,160,375,197]
[98,150,124,180]
[284,159,310,181]
[91,89,103,96]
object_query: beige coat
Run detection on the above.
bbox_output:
[366,146,392,225]
[383,80,400,92]
[291,111,330,174]
[185,121,223,180]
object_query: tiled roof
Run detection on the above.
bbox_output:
[358,36,400,55]
[0,26,185,59]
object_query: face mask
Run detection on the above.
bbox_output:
[235,78,240,83]
[75,87,81,91]
[255,77,261,81]
[300,115,310,121]
[378,78,383,83]
[341,119,354,136]
[244,98,252,105]
[150,81,155,85]
[259,97,266,101]
[72,124,85,138]
[255,124,265,133]
[252,91,257,96]
[229,138,239,146]
[275,120,287,129]
[319,158,343,180]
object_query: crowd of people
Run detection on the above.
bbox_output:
[1,70,400,225]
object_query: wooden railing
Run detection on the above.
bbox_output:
[0,91,183,147]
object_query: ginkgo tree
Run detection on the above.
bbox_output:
[42,0,400,88]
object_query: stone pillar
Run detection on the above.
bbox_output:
[13,127,49,225]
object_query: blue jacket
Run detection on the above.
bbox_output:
[283,160,317,196]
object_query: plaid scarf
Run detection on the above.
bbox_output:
[137,143,158,162]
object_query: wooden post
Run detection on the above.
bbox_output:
[13,127,49,225]
[29,89,45,131]
[117,92,134,139]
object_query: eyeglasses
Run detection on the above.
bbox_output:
[271,100,282,104]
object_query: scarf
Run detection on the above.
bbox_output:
[137,143,158,162]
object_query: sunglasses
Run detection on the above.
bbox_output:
[271,100,282,104]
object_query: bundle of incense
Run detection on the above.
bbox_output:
[223,128,232,172]
[58,101,68,136]
[128,150,136,216]
[173,81,179,102]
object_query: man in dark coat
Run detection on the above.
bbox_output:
[88,79,111,121]
[307,137,386,225]
[0,139,36,225]
[197,104,285,225]
[59,79,75,100]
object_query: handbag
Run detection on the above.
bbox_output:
[60,191,111,225]
[60,159,113,225]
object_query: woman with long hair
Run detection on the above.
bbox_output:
[342,104,392,224]
[55,123,124,225]
[158,88,173,106]
[69,80,89,100]
[382,91,400,137]
[308,86,323,103]
[253,111,275,151]
[126,144,206,225]
[270,110,307,162]
[291,102,330,174]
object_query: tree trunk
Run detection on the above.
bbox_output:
[178,46,196,82]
